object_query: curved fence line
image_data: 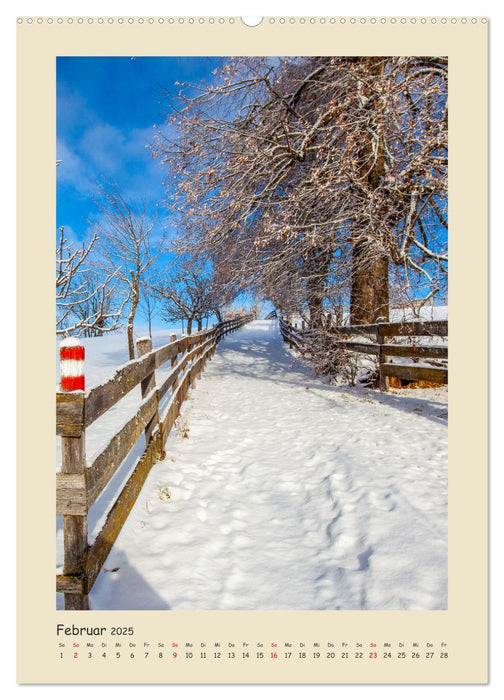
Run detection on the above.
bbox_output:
[56,314,255,609]
[279,316,448,390]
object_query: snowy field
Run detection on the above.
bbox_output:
[57,320,447,611]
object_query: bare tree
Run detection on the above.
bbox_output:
[152,55,447,327]
[72,269,126,337]
[56,226,123,337]
[153,260,215,334]
[92,183,163,359]
[139,285,161,339]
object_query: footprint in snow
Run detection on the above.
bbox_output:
[368,490,396,512]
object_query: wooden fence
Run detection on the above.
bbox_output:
[279,317,448,391]
[56,314,254,610]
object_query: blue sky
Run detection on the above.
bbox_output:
[57,56,223,244]
[57,55,269,328]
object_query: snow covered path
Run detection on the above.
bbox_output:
[89,320,448,611]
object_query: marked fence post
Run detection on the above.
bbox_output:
[58,338,89,610]
[136,337,164,458]
[60,337,85,391]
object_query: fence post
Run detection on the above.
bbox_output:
[59,338,89,610]
[376,322,388,392]
[210,325,216,358]
[197,334,204,381]
[213,324,221,356]
[136,337,165,458]
[169,332,183,419]
[170,333,179,393]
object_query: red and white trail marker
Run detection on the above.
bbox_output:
[59,338,85,392]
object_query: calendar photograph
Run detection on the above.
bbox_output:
[56,54,449,614]
[17,15,487,685]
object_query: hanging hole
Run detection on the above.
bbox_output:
[241,16,263,27]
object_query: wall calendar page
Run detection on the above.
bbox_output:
[16,10,488,688]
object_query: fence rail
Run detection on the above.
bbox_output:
[56,314,254,609]
[279,317,448,390]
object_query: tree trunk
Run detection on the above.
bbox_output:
[304,246,332,328]
[186,318,193,335]
[127,280,139,360]
[306,276,325,328]
[350,242,389,324]
[145,297,153,338]
[349,56,390,325]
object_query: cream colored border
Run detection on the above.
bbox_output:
[17,17,487,683]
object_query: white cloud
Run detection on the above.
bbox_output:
[79,123,127,175]
[56,139,94,193]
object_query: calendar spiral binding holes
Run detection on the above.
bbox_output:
[16,16,488,25]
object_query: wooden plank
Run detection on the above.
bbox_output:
[56,574,85,595]
[160,366,192,438]
[379,320,448,337]
[381,363,448,384]
[281,331,304,352]
[136,337,160,447]
[333,324,379,337]
[178,371,191,407]
[62,512,88,570]
[86,390,158,507]
[159,344,198,398]
[289,331,305,344]
[215,315,252,342]
[189,356,202,385]
[376,326,388,392]
[158,362,182,401]
[61,432,85,476]
[85,430,163,592]
[169,333,180,394]
[161,391,181,440]
[156,334,212,401]
[335,341,380,355]
[61,513,89,608]
[181,337,211,368]
[178,336,190,352]
[60,428,89,610]
[332,320,447,338]
[195,337,214,367]
[186,329,213,348]
[56,473,87,516]
[381,344,448,359]
[56,392,85,437]
[152,338,183,369]
[85,353,156,428]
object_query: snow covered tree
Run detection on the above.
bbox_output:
[56,226,124,337]
[92,183,164,359]
[152,55,447,326]
[71,269,126,337]
[153,259,216,334]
